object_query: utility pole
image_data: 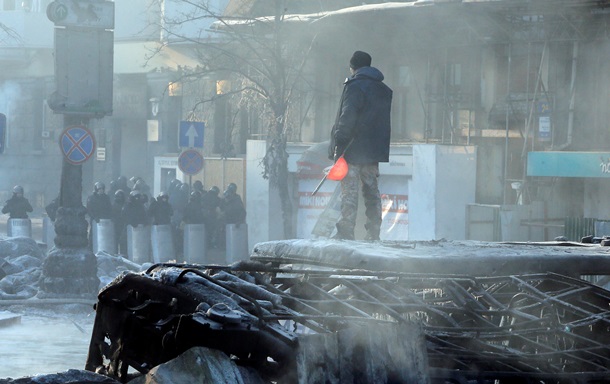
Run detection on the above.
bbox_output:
[39,0,114,298]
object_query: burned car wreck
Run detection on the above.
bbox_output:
[85,240,610,383]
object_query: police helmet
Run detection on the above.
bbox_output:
[115,189,125,199]
[13,185,23,194]
[193,180,204,191]
[129,190,141,199]
[158,191,169,200]
[94,182,105,192]
[133,179,144,191]
[226,183,237,194]
[190,191,201,199]
[210,186,220,195]
[179,184,190,192]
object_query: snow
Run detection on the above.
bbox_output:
[251,238,610,277]
[0,306,94,378]
[0,235,144,379]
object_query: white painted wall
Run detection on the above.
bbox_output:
[409,145,437,240]
[584,179,610,221]
[246,140,273,250]
[410,144,477,240]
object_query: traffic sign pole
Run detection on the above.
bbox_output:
[41,0,114,298]
[59,116,88,210]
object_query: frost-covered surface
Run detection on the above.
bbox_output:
[128,347,265,384]
[0,235,147,381]
[251,238,610,276]
[0,304,97,380]
[0,237,45,300]
[0,369,119,383]
[0,236,146,301]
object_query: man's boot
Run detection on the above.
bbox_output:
[332,222,355,240]
[364,223,380,241]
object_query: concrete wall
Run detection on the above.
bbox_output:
[584,179,610,221]
[246,140,272,250]
[410,144,477,240]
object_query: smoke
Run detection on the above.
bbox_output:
[0,81,22,121]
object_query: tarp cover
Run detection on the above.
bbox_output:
[251,238,610,277]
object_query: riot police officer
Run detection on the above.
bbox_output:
[182,191,205,225]
[86,182,112,222]
[221,183,246,225]
[86,181,113,249]
[2,185,33,219]
[122,190,149,227]
[202,186,221,248]
[148,191,173,225]
[112,190,127,256]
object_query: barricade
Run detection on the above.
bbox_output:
[127,225,151,265]
[225,223,249,263]
[151,224,175,263]
[42,217,55,246]
[93,219,116,254]
[183,224,207,264]
[7,218,32,238]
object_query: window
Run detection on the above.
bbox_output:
[3,0,16,11]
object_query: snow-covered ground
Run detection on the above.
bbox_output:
[0,214,143,379]
[0,305,95,378]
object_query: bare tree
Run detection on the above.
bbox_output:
[0,22,21,45]
[154,0,316,238]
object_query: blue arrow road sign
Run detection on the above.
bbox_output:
[59,125,95,164]
[179,121,204,148]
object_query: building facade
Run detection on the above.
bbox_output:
[3,0,610,242]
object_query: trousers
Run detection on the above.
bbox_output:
[335,162,382,240]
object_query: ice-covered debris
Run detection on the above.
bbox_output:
[127,346,266,384]
[96,251,143,289]
[213,270,282,306]
[0,268,40,300]
[0,237,44,259]
[0,368,120,383]
[2,255,43,275]
[0,248,43,300]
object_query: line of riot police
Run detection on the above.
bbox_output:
[82,177,246,262]
[3,177,247,263]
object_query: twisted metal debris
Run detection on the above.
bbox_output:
[85,262,610,383]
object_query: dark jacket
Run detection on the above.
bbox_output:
[182,196,205,224]
[329,66,393,164]
[221,192,246,224]
[111,195,126,240]
[45,197,60,222]
[122,198,149,227]
[201,191,221,220]
[148,198,173,225]
[86,193,113,221]
[2,195,33,219]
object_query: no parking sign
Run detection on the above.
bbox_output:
[178,149,204,175]
[59,125,95,165]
